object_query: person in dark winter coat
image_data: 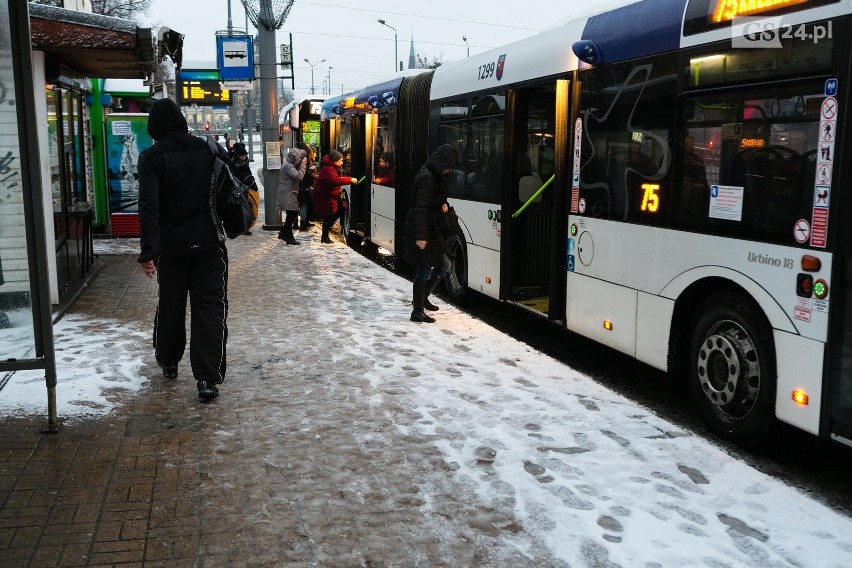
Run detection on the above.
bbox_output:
[276,145,307,244]
[298,144,318,230]
[312,149,357,243]
[403,144,460,323]
[137,98,227,401]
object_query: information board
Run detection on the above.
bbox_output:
[178,69,231,106]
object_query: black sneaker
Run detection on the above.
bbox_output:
[197,381,219,401]
[321,237,333,244]
[157,360,178,379]
[286,238,301,245]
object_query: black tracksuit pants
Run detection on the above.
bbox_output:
[154,247,228,383]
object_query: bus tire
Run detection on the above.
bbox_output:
[443,233,468,304]
[688,293,776,447]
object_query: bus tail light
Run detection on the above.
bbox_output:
[801,255,821,272]
[792,390,809,406]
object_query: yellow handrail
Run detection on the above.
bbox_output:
[512,175,556,218]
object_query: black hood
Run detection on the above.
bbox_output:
[147,98,188,140]
[426,144,460,175]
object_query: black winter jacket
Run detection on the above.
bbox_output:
[138,99,219,263]
[403,145,460,269]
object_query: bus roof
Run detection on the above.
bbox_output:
[430,0,688,100]
[321,68,431,119]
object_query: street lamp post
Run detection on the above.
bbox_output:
[462,36,469,57]
[377,19,397,72]
[327,66,332,95]
[304,57,326,95]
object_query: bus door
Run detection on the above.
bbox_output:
[347,113,371,239]
[831,117,852,444]
[504,82,569,319]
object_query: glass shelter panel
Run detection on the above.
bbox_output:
[0,0,35,359]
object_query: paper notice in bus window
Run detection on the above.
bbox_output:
[709,185,744,221]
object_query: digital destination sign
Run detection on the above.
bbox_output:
[711,0,809,23]
[177,69,231,106]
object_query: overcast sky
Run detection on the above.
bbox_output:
[144,0,611,99]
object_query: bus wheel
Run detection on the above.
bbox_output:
[689,293,776,447]
[443,234,468,304]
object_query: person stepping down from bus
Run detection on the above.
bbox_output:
[313,149,357,244]
[404,144,460,323]
[277,144,308,245]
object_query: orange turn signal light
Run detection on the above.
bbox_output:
[792,390,809,405]
[801,255,821,272]
[603,320,613,331]
[485,277,492,284]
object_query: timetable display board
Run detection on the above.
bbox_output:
[178,69,231,106]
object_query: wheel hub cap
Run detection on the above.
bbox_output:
[696,323,761,419]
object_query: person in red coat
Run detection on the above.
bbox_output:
[312,149,357,243]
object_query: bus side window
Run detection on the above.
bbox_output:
[677,147,710,225]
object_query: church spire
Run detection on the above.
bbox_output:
[408,32,416,69]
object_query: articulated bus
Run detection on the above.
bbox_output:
[321,0,852,448]
[321,69,432,251]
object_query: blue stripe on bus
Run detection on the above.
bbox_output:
[582,0,687,64]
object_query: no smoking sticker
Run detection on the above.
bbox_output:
[794,219,810,243]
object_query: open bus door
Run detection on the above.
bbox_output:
[345,113,371,244]
[503,80,570,321]
[829,117,852,446]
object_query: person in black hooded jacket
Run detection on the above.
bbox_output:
[403,144,460,323]
[137,98,227,401]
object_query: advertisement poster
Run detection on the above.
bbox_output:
[105,114,152,214]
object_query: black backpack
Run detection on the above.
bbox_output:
[204,137,257,239]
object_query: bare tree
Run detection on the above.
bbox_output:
[416,54,445,70]
[29,0,152,20]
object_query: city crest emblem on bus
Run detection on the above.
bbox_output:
[496,54,506,80]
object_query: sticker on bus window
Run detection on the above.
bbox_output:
[709,185,744,221]
[793,219,810,243]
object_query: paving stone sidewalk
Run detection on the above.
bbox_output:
[0,230,541,568]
